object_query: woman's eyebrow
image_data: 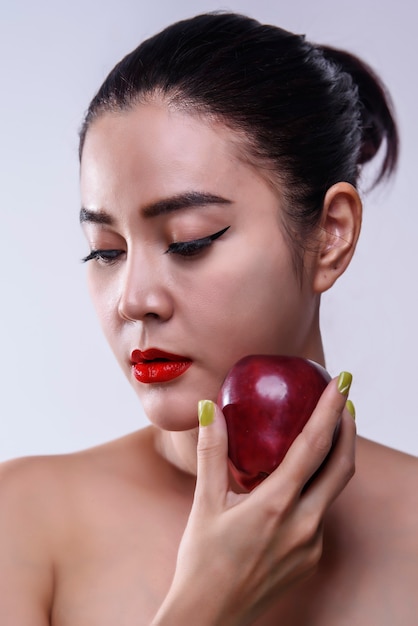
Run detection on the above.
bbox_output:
[79,191,232,225]
[141,191,232,217]
[79,208,113,225]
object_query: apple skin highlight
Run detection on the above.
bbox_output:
[218,355,331,491]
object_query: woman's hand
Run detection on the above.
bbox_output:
[152,374,356,626]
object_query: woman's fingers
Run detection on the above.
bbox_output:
[301,407,356,509]
[194,400,230,510]
[194,372,356,523]
[255,374,354,502]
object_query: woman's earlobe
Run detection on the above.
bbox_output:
[313,182,362,293]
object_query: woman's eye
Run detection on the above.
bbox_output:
[165,226,230,257]
[81,249,124,264]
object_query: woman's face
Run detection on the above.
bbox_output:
[80,102,321,431]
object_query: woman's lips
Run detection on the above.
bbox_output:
[131,349,192,384]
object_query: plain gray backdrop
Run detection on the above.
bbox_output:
[1,0,417,460]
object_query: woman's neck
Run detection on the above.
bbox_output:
[155,426,200,477]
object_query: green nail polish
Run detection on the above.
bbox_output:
[198,400,215,427]
[346,399,356,420]
[338,371,352,396]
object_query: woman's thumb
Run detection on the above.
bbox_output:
[195,400,229,508]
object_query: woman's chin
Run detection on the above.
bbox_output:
[131,367,221,427]
[137,390,202,432]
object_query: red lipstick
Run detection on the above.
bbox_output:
[131,349,192,384]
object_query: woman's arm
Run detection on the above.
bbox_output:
[0,458,56,625]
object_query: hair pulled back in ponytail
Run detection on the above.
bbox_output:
[319,45,398,185]
[79,12,398,243]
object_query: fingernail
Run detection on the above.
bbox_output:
[198,400,215,427]
[346,400,356,420]
[338,371,353,396]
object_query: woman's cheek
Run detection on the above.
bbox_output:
[88,272,119,333]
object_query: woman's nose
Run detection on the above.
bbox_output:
[117,252,174,323]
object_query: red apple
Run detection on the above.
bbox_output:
[218,355,331,491]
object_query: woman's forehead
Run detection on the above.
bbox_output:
[80,103,270,199]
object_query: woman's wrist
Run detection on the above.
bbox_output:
[150,578,239,626]
[151,592,222,626]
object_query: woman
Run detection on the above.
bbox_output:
[0,12,417,625]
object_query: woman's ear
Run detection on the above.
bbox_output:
[312,182,362,294]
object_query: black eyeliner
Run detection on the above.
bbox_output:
[165,225,230,255]
[81,251,96,263]
[81,249,122,263]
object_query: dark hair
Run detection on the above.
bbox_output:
[79,12,398,248]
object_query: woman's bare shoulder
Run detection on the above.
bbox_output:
[0,452,71,519]
[0,428,155,574]
[356,435,418,480]
[0,453,71,622]
[1,426,153,487]
[0,430,158,622]
[348,436,418,527]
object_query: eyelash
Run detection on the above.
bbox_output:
[81,226,230,264]
[165,225,230,257]
[81,249,123,264]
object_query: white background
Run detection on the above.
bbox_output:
[1,0,417,461]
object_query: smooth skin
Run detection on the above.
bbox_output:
[0,102,417,625]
